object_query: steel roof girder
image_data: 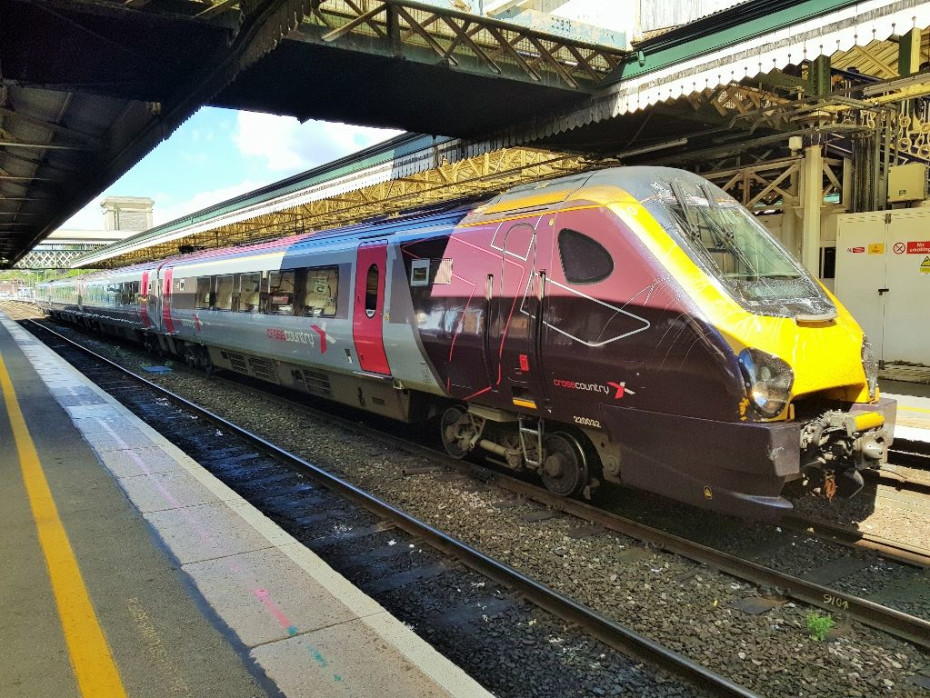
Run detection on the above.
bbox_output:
[297,22,570,88]
[296,0,623,90]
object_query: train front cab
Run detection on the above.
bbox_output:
[591,168,895,519]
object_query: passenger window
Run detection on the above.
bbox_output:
[214,275,235,311]
[558,229,614,284]
[238,273,261,313]
[195,277,212,310]
[365,264,379,318]
[300,266,338,317]
[268,270,295,315]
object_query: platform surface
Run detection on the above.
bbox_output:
[0,311,491,698]
[880,378,930,444]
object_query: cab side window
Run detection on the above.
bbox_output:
[558,229,614,284]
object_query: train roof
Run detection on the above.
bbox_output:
[45,167,717,284]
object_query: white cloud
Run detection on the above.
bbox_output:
[153,180,267,226]
[234,112,401,173]
[59,114,404,235]
[61,201,107,231]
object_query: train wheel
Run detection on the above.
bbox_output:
[440,406,480,459]
[541,432,589,497]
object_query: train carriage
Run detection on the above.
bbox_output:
[39,167,895,519]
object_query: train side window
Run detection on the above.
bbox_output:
[239,272,261,312]
[365,264,379,318]
[195,277,212,310]
[558,229,614,284]
[301,266,338,317]
[268,270,295,315]
[215,275,235,311]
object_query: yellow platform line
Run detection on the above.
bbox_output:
[899,405,930,414]
[0,356,126,697]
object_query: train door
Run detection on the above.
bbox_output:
[488,219,550,410]
[353,241,391,375]
[140,270,152,328]
[161,267,176,334]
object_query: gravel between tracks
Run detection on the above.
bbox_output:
[7,305,930,698]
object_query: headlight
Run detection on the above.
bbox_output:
[738,348,794,418]
[861,337,879,400]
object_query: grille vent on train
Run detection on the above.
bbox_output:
[227,352,249,374]
[302,369,332,397]
[249,357,279,383]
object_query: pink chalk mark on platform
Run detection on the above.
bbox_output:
[253,588,299,636]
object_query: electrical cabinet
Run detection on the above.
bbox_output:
[835,208,930,365]
[887,163,928,203]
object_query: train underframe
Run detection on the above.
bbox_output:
[439,398,896,520]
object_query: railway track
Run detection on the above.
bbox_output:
[18,316,751,697]
[193,367,930,648]
[878,446,930,497]
[13,311,930,696]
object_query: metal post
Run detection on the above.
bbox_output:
[782,204,798,260]
[883,109,892,209]
[800,143,823,277]
[842,157,852,211]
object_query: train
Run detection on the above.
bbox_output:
[37,166,896,519]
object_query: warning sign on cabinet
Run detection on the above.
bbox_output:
[907,241,930,254]
[921,256,930,274]
[868,243,885,254]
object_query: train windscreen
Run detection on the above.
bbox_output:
[632,171,836,319]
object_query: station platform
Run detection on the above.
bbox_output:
[880,379,930,445]
[0,311,491,698]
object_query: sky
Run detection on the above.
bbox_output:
[62,107,402,231]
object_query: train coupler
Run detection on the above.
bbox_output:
[799,407,892,499]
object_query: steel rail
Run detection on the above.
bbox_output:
[781,515,930,569]
[21,319,759,698]
[872,469,930,496]
[477,473,930,652]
